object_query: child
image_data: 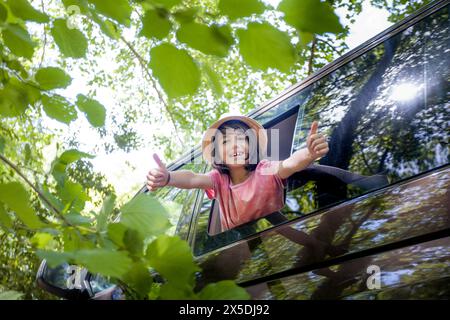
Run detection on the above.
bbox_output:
[146,115,328,232]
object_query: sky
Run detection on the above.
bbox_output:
[40,0,394,201]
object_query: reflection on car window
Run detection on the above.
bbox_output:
[192,6,449,256]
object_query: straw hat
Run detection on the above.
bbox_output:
[201,113,268,164]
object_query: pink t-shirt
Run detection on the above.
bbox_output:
[205,159,287,231]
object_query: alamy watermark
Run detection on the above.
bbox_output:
[366,264,382,290]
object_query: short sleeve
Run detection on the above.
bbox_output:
[204,169,221,200]
[257,159,288,188]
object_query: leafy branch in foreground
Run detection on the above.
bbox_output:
[0,148,249,299]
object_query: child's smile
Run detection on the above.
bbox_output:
[217,130,249,167]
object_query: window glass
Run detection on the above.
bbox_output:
[287,5,449,216]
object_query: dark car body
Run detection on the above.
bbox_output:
[37,0,450,299]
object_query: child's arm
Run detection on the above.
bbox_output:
[278,121,329,179]
[146,153,213,191]
[166,170,213,189]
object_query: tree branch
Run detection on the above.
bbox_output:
[0,154,77,229]
[119,36,184,147]
[307,35,317,76]
[39,0,47,69]
[316,36,342,55]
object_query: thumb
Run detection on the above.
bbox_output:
[309,121,319,136]
[153,153,167,170]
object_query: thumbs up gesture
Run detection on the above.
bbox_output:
[146,153,170,192]
[306,121,329,160]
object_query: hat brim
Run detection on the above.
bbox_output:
[201,115,267,164]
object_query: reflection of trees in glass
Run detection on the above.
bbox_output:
[258,238,450,299]
[349,7,450,180]
[282,181,317,218]
[223,168,449,287]
[285,7,449,218]
[343,240,450,299]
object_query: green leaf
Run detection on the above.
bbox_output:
[0,182,45,229]
[40,185,65,212]
[120,193,171,238]
[35,67,72,90]
[121,262,153,299]
[299,31,314,46]
[173,8,197,24]
[97,194,116,232]
[203,64,223,97]
[139,9,172,40]
[237,22,296,72]
[0,78,31,117]
[123,228,145,256]
[94,16,121,39]
[51,19,88,58]
[0,136,5,153]
[88,0,131,26]
[0,203,14,229]
[0,290,23,300]
[89,9,121,39]
[59,149,95,164]
[150,0,182,9]
[51,149,94,184]
[278,0,344,34]
[75,94,106,127]
[36,250,74,268]
[146,235,200,285]
[57,181,90,212]
[24,143,31,165]
[0,3,8,22]
[62,228,94,251]
[65,212,92,226]
[107,222,127,248]
[74,249,132,278]
[5,59,28,78]
[2,24,36,59]
[149,43,201,99]
[6,0,49,23]
[218,0,265,20]
[159,282,196,299]
[31,232,54,249]
[176,22,233,57]
[41,94,78,124]
[61,0,90,14]
[198,280,250,300]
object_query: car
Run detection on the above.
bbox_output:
[37,0,450,300]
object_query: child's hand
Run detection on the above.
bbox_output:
[146,153,170,192]
[306,121,329,161]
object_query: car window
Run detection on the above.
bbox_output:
[286,4,449,217]
[191,5,449,256]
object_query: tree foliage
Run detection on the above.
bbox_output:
[0,0,433,299]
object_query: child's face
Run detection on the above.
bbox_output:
[216,128,249,168]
